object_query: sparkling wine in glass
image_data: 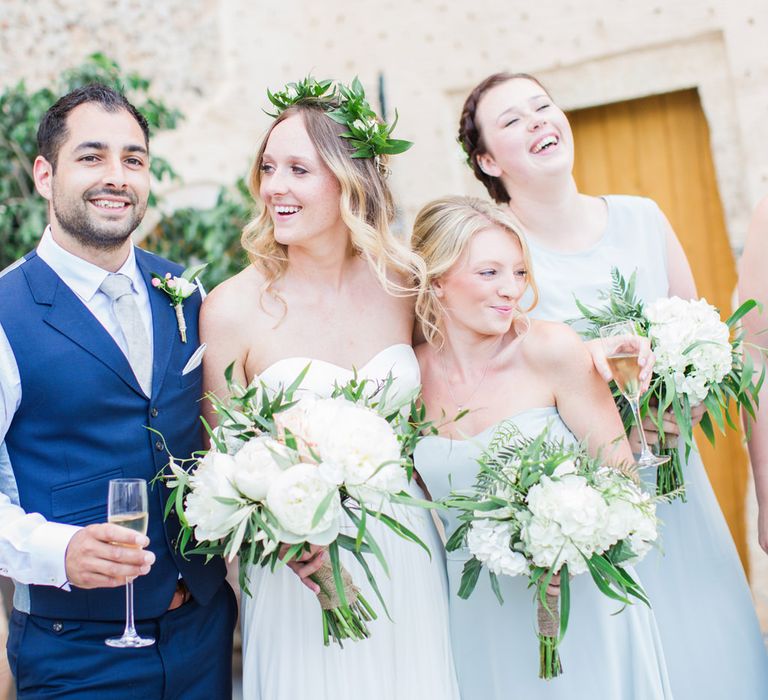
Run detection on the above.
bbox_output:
[599,321,670,469]
[105,478,155,648]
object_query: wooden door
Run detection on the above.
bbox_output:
[568,89,750,572]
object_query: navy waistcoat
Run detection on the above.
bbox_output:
[0,248,225,620]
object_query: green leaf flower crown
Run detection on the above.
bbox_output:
[266,76,413,163]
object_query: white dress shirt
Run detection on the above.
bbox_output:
[0,227,153,589]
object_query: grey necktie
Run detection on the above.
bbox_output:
[99,273,153,396]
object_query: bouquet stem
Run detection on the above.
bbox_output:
[656,448,686,502]
[537,589,562,679]
[174,303,187,343]
[311,559,376,647]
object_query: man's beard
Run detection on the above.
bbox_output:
[52,185,147,251]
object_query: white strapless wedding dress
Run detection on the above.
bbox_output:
[240,344,460,700]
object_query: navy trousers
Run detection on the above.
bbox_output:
[8,582,237,700]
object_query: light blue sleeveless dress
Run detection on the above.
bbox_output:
[525,194,768,698]
[415,407,673,699]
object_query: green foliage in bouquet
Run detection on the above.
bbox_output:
[157,364,444,647]
[575,268,765,500]
[445,425,654,679]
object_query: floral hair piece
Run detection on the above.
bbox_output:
[266,76,413,163]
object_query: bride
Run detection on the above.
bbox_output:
[200,79,459,700]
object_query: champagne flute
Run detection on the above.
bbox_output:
[105,478,155,648]
[599,321,670,469]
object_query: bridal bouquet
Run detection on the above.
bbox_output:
[161,366,435,646]
[575,269,764,499]
[445,426,657,679]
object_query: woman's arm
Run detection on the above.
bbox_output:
[533,323,635,467]
[199,282,326,590]
[739,195,768,554]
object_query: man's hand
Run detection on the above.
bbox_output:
[64,523,155,589]
[586,336,655,393]
[282,544,326,595]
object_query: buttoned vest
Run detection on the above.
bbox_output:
[0,249,225,620]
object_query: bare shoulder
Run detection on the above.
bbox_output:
[201,266,270,335]
[522,319,592,372]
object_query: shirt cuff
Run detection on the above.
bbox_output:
[27,521,81,589]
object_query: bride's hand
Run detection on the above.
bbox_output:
[546,572,561,596]
[282,543,326,594]
[585,337,654,393]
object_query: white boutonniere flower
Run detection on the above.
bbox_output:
[151,264,206,343]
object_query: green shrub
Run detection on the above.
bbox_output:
[0,53,247,289]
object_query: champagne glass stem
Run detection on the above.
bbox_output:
[627,396,652,457]
[123,579,137,639]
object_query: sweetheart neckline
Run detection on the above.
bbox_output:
[422,406,559,444]
[257,343,415,379]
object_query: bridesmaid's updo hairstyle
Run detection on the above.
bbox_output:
[458,72,549,204]
[412,195,539,347]
[242,99,424,307]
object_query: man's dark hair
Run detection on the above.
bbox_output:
[37,83,150,169]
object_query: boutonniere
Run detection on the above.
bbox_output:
[151,264,206,343]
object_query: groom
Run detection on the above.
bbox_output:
[0,84,235,698]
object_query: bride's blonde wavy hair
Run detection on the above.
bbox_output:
[241,101,424,309]
[412,195,539,347]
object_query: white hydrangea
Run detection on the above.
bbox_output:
[593,468,658,559]
[517,470,658,575]
[646,296,732,406]
[466,518,528,577]
[527,475,608,547]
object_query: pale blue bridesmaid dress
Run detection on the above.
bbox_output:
[415,407,673,699]
[524,194,768,698]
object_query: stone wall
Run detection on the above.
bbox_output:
[2,0,766,247]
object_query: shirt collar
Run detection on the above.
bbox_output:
[36,226,142,302]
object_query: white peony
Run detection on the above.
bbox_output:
[467,518,528,577]
[266,463,341,545]
[274,398,320,462]
[305,398,407,502]
[232,436,294,501]
[184,452,244,542]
